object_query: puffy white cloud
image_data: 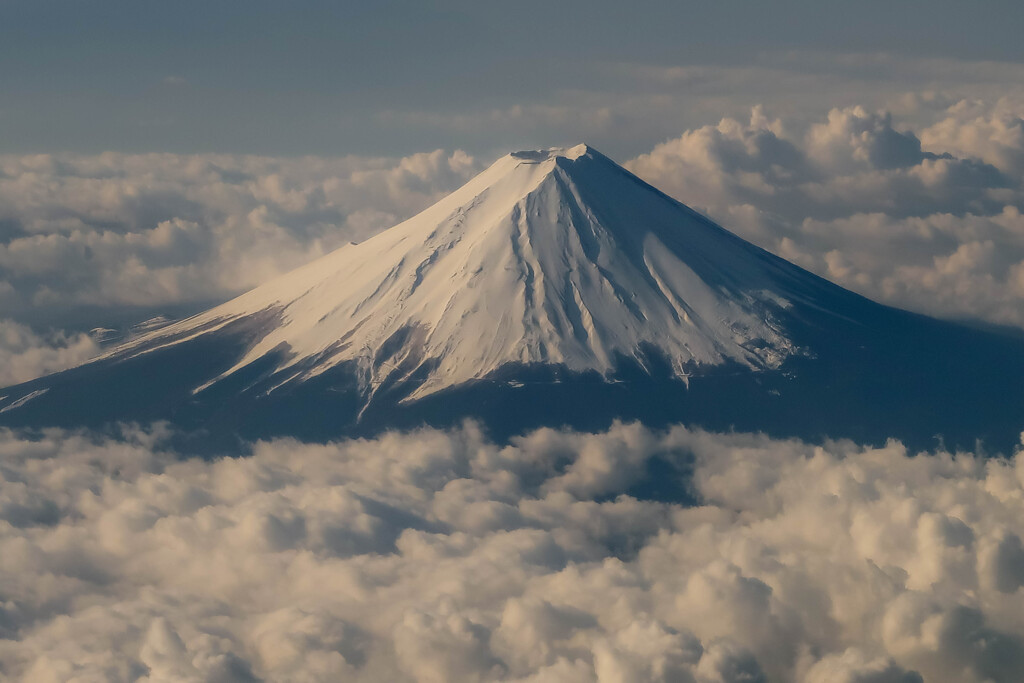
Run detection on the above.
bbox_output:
[0,149,479,320]
[1,423,1024,681]
[626,99,1024,328]
[921,98,1024,175]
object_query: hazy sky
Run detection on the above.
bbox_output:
[4,0,1024,157]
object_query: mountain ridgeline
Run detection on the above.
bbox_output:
[2,145,1023,453]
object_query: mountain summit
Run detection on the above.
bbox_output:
[2,145,1024,452]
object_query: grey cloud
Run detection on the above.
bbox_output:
[1,423,1024,681]
[803,649,922,683]
[0,319,99,386]
[984,532,1024,594]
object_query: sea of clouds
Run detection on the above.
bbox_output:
[627,99,1024,328]
[2,422,1024,682]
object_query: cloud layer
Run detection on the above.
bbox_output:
[0,150,479,321]
[2,423,1024,682]
[627,99,1024,328]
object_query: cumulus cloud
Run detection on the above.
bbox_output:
[921,98,1024,176]
[2,422,1024,681]
[0,149,479,322]
[626,100,1024,328]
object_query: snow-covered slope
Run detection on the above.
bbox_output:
[112,144,809,402]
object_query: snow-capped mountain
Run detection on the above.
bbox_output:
[111,144,806,403]
[2,145,1023,452]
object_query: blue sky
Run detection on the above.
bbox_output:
[4,0,1024,157]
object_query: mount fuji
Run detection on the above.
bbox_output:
[2,144,1023,452]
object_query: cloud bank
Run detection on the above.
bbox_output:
[2,423,1024,682]
[0,150,479,322]
[627,98,1024,328]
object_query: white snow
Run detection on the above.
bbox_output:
[0,388,48,413]
[110,145,811,401]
